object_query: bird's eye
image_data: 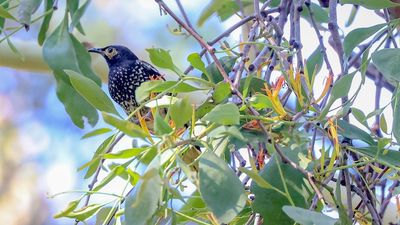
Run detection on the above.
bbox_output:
[107,48,114,53]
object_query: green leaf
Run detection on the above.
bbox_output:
[249,93,273,110]
[372,48,400,83]
[170,97,192,129]
[238,167,273,189]
[202,103,240,125]
[204,56,237,83]
[135,80,201,104]
[82,135,115,178]
[95,207,113,225]
[43,18,101,127]
[125,157,162,225]
[92,166,125,191]
[344,23,386,58]
[199,151,247,223]
[393,89,400,143]
[70,0,90,32]
[37,0,54,45]
[337,119,375,145]
[0,4,16,21]
[104,148,146,159]
[54,199,80,218]
[187,53,210,79]
[251,150,309,224]
[238,76,266,94]
[43,18,99,83]
[66,70,119,115]
[5,35,24,61]
[17,0,42,30]
[380,114,388,134]
[331,72,356,100]
[340,0,400,9]
[197,0,231,26]
[64,204,106,221]
[301,2,329,24]
[351,107,368,128]
[82,128,112,139]
[146,48,178,72]
[213,82,231,103]
[306,46,323,78]
[154,109,172,135]
[102,113,148,138]
[354,146,400,167]
[53,71,99,128]
[282,206,338,225]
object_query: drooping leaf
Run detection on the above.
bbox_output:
[372,48,400,83]
[199,151,247,223]
[37,0,54,45]
[202,103,240,125]
[102,113,148,138]
[351,107,368,128]
[249,93,273,110]
[53,71,99,128]
[251,149,309,224]
[393,89,400,143]
[380,113,388,134]
[354,146,400,167]
[197,0,235,26]
[154,109,172,135]
[301,2,329,24]
[170,97,192,128]
[82,128,112,139]
[92,165,125,191]
[43,17,101,127]
[70,0,91,32]
[125,157,162,225]
[306,46,323,79]
[0,3,16,22]
[337,119,375,145]
[340,0,400,10]
[82,135,115,178]
[63,203,106,221]
[344,23,385,58]
[282,206,338,225]
[238,167,273,189]
[135,80,201,104]
[66,70,119,116]
[204,56,237,83]
[212,82,231,103]
[17,0,42,30]
[103,148,146,159]
[53,199,81,218]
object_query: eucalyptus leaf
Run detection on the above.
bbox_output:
[125,157,162,225]
[17,0,42,30]
[199,151,247,223]
[66,70,119,116]
[202,103,240,125]
[344,23,385,58]
[282,206,338,225]
[170,97,192,129]
[340,0,400,9]
[102,113,148,139]
[372,48,400,83]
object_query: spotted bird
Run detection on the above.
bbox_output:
[88,45,165,118]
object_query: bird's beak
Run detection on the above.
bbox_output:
[88,47,104,55]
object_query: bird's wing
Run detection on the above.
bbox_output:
[139,60,165,81]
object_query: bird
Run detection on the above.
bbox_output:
[88,45,165,118]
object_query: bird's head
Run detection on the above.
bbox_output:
[88,45,138,67]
